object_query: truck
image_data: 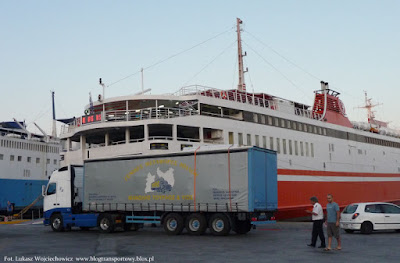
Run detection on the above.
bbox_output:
[43,146,277,236]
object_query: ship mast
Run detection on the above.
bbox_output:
[236,18,247,92]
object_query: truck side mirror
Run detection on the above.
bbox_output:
[42,185,46,197]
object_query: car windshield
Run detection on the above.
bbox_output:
[343,204,358,214]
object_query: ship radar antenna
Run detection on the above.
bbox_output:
[236,18,248,92]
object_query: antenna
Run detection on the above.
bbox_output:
[51,91,57,138]
[99,78,106,120]
[141,68,144,93]
[236,18,248,92]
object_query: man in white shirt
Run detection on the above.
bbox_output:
[305,196,326,248]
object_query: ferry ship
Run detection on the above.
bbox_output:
[0,121,60,211]
[58,19,400,218]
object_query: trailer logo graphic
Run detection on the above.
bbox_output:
[145,167,175,193]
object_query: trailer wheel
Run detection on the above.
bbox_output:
[233,219,252,235]
[209,213,231,236]
[163,213,184,235]
[98,214,115,233]
[185,213,207,235]
[50,214,64,232]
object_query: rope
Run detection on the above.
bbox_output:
[108,27,235,87]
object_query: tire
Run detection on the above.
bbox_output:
[50,214,64,232]
[163,213,184,235]
[344,229,354,234]
[361,222,373,234]
[123,223,132,231]
[233,219,252,235]
[98,214,115,233]
[209,213,231,236]
[185,213,207,235]
[131,223,142,231]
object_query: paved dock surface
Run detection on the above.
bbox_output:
[0,221,399,263]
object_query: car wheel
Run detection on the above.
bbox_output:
[50,214,64,232]
[361,222,373,234]
[344,229,354,234]
[163,213,184,235]
[209,213,231,236]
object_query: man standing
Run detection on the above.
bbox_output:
[306,196,325,248]
[325,194,341,251]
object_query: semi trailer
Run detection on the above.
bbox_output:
[43,146,277,235]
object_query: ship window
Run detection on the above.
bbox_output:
[27,157,31,163]
[47,159,50,164]
[18,156,22,162]
[177,125,200,142]
[238,133,243,146]
[0,154,3,160]
[292,122,297,130]
[289,140,293,155]
[255,135,260,147]
[46,183,56,195]
[53,159,57,165]
[295,141,298,155]
[276,138,280,154]
[270,137,274,150]
[282,139,287,154]
[260,115,266,124]
[229,132,234,144]
[358,149,362,155]
[129,125,145,143]
[263,136,267,148]
[148,124,173,140]
[181,144,193,150]
[0,140,3,147]
[305,142,309,157]
[247,134,251,146]
[281,119,285,128]
[300,142,304,156]
[274,118,279,127]
[308,125,313,133]
[150,143,168,150]
[203,128,223,144]
[10,155,14,161]
[303,124,308,132]
[253,114,258,123]
[298,123,302,131]
[268,116,273,125]
[311,143,314,157]
[323,128,327,136]
[36,158,40,164]
[287,120,291,129]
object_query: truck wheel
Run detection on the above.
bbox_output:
[233,219,252,235]
[163,213,184,235]
[50,214,64,232]
[209,213,231,236]
[185,213,207,235]
[98,214,115,233]
[123,223,132,231]
[131,223,143,231]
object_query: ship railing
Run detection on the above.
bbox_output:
[176,137,201,142]
[60,107,198,135]
[176,85,322,121]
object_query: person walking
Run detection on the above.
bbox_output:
[6,200,13,221]
[306,196,326,248]
[325,194,341,251]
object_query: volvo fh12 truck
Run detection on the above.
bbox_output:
[43,146,277,235]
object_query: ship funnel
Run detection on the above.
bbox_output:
[320,81,325,90]
[325,82,329,89]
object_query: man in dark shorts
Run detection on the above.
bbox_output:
[325,194,341,251]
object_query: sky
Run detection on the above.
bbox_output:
[1,0,399,134]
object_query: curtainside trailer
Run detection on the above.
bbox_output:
[43,146,277,235]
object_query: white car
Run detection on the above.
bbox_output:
[340,202,400,234]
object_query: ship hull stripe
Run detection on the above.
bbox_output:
[278,175,400,182]
[278,169,400,178]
